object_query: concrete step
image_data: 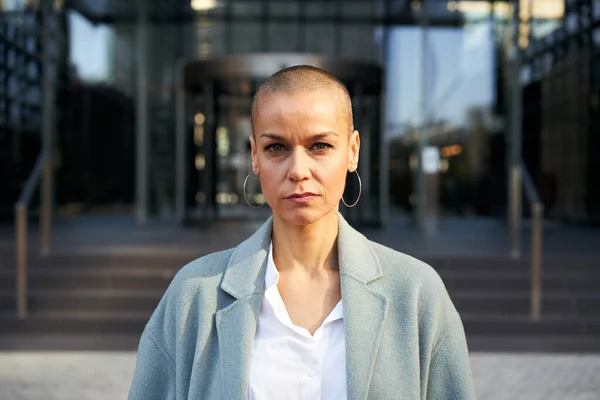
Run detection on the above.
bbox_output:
[1,310,599,338]
[450,291,600,316]
[0,311,151,334]
[0,289,164,313]
[466,335,600,353]
[0,251,598,343]
[4,253,198,271]
[1,333,599,352]
[438,271,600,293]
[462,314,600,336]
[0,333,142,351]
[423,255,600,270]
[0,269,174,291]
[1,288,599,317]
[1,252,598,273]
[1,265,598,292]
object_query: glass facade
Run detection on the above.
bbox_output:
[4,0,597,222]
[520,0,600,220]
[62,0,510,220]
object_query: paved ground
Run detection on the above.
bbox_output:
[0,352,599,400]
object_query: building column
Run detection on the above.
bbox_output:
[40,0,58,254]
[136,0,150,223]
[175,60,186,224]
[508,0,523,257]
[415,0,430,233]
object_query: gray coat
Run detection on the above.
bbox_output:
[128,215,475,399]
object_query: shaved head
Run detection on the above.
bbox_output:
[251,65,354,135]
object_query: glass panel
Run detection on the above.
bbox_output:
[340,24,376,60]
[231,1,261,17]
[354,95,381,225]
[305,1,335,17]
[423,0,456,19]
[207,21,227,56]
[268,22,299,52]
[594,27,600,47]
[269,1,299,17]
[342,2,371,18]
[231,22,261,53]
[305,23,336,56]
[372,0,386,19]
[386,22,497,217]
[566,11,579,33]
[68,12,113,82]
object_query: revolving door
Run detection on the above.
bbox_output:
[175,54,386,227]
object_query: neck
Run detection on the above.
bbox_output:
[271,210,340,273]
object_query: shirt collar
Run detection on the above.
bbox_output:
[265,242,280,289]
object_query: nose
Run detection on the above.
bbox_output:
[287,148,311,182]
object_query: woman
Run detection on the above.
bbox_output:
[128,65,475,400]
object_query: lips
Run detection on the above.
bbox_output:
[285,192,318,199]
[284,192,319,203]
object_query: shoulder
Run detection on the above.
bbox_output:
[143,248,235,341]
[173,248,234,283]
[366,240,464,348]
[150,248,236,315]
[367,240,445,294]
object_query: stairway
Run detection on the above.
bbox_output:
[0,253,187,337]
[0,251,599,351]
[422,256,600,351]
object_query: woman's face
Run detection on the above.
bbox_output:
[250,89,360,226]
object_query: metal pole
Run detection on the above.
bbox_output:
[40,0,56,255]
[204,82,215,220]
[136,0,150,223]
[531,203,544,320]
[379,85,389,228]
[175,59,186,224]
[510,165,521,258]
[379,0,391,228]
[416,0,429,231]
[351,82,364,225]
[509,0,523,253]
[15,204,28,319]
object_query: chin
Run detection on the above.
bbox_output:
[274,206,338,227]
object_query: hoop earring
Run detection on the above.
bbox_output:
[342,170,362,208]
[243,173,265,209]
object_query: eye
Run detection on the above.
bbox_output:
[265,143,287,152]
[312,143,334,151]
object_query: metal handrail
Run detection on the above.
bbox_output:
[14,151,47,319]
[510,162,544,320]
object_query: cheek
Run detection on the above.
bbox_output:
[317,162,348,193]
[258,167,282,200]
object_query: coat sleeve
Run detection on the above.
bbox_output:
[425,310,476,400]
[128,331,176,400]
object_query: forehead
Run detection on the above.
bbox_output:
[254,90,346,122]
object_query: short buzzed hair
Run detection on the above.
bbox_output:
[251,65,354,134]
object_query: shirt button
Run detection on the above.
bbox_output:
[308,369,317,377]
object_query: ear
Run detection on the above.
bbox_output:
[249,134,260,174]
[348,130,360,172]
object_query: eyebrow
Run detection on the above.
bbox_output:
[259,131,339,141]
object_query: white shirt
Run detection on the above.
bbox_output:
[248,243,347,400]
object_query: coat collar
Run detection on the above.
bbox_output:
[216,213,389,400]
[219,213,383,298]
[220,216,272,299]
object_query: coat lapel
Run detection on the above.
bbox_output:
[215,218,272,400]
[215,294,263,400]
[338,216,390,400]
